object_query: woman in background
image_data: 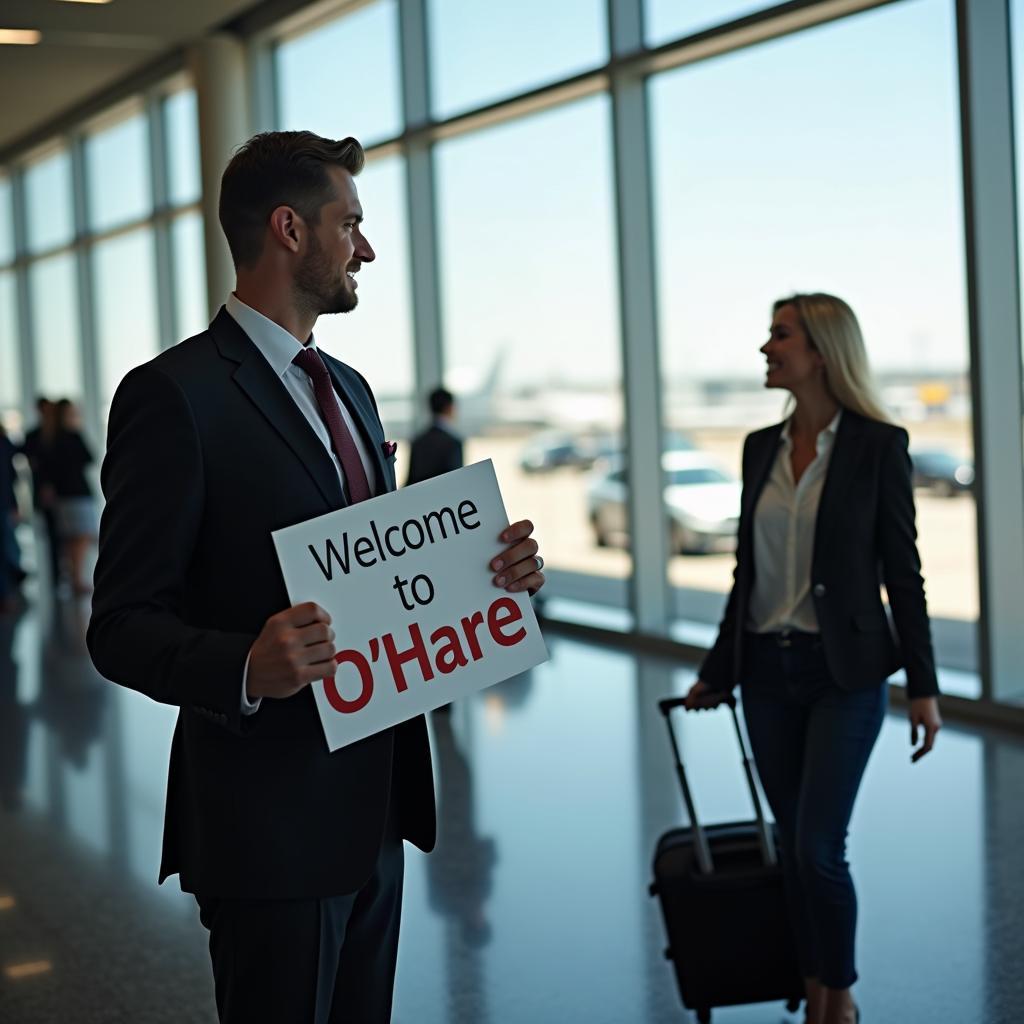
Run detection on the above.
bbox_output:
[50,399,98,595]
[684,293,942,1024]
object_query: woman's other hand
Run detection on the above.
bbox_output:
[683,679,731,711]
[909,696,942,763]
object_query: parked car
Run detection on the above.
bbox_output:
[587,451,741,554]
[582,429,696,467]
[518,431,588,473]
[519,429,696,474]
[910,449,974,496]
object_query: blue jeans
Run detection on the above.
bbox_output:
[741,631,886,990]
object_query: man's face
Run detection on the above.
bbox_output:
[295,166,376,316]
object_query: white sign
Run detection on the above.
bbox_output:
[272,460,548,751]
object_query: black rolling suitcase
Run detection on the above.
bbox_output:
[649,695,805,1023]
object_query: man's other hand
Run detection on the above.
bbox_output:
[247,602,336,700]
[491,519,545,596]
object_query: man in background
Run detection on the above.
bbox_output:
[405,386,463,486]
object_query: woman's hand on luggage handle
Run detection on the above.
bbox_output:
[909,696,941,763]
[683,679,731,711]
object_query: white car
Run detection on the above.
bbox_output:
[587,451,741,554]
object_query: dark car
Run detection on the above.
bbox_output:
[910,449,974,496]
[518,432,588,473]
[519,429,696,474]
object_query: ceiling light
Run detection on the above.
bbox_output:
[57,0,113,4]
[4,960,53,980]
[0,895,15,911]
[0,29,41,44]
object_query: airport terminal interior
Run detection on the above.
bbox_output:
[2,0,1024,1021]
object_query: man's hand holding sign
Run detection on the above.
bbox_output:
[245,602,338,701]
[267,461,548,749]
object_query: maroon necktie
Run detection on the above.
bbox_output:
[293,347,372,504]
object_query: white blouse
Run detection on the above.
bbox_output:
[747,410,842,634]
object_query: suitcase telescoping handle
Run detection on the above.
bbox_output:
[657,694,777,875]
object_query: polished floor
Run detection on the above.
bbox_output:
[0,591,1022,1024]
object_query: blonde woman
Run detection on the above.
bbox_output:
[684,294,942,1024]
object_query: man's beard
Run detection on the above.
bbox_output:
[295,232,357,316]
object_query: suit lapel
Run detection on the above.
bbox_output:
[742,423,784,534]
[735,423,783,592]
[323,355,391,495]
[210,308,345,509]
[812,409,866,565]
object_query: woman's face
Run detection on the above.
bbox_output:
[760,304,825,392]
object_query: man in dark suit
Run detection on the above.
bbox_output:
[87,131,546,1024]
[405,386,463,486]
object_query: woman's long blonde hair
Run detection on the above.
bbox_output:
[774,292,891,424]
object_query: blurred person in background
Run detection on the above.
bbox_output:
[405,386,463,487]
[50,399,98,596]
[406,385,466,712]
[0,423,22,613]
[21,397,63,591]
[683,293,942,1024]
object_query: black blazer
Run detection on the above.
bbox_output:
[87,309,436,899]
[699,409,939,699]
[405,423,463,487]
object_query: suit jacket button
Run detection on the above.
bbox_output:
[813,583,826,598]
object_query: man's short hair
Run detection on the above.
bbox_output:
[428,387,455,416]
[219,131,365,269]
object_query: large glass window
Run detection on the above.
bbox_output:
[313,156,414,436]
[1012,0,1024,413]
[164,88,201,206]
[93,230,160,413]
[645,1,774,47]
[29,253,82,399]
[436,97,625,597]
[171,212,208,339]
[0,174,13,264]
[0,271,20,427]
[85,105,151,233]
[428,0,607,119]
[276,1,401,147]
[25,148,74,255]
[650,0,976,688]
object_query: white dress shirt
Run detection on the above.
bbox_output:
[747,410,842,634]
[225,294,378,714]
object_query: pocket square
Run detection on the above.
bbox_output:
[382,441,398,459]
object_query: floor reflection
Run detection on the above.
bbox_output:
[425,708,498,1023]
[0,595,1022,1024]
[0,607,27,811]
[36,599,107,771]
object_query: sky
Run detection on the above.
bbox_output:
[277,0,973,395]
